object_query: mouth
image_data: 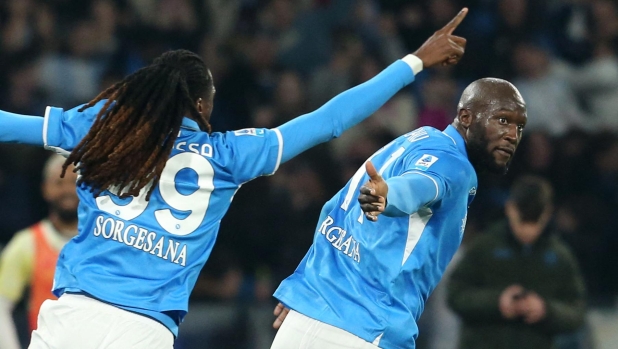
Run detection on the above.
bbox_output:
[495,147,515,158]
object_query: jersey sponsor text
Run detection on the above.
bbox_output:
[318,216,361,262]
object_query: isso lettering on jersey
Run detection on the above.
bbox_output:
[318,216,361,262]
[174,141,213,157]
[92,215,188,267]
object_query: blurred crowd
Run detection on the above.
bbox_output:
[0,0,618,347]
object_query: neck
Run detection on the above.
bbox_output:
[450,120,468,142]
[48,212,78,239]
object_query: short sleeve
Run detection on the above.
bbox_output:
[43,100,109,156]
[222,128,283,184]
[0,230,34,302]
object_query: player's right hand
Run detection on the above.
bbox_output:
[413,8,468,68]
[358,161,388,222]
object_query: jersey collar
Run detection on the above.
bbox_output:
[181,117,200,131]
[443,125,468,159]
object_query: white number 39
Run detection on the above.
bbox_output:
[95,152,215,236]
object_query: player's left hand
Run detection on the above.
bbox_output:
[272,302,290,330]
[358,161,388,222]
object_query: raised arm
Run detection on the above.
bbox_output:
[276,8,468,164]
[0,110,45,146]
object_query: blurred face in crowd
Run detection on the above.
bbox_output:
[458,79,528,175]
[42,156,79,223]
[513,43,549,79]
[505,201,552,245]
[504,176,554,245]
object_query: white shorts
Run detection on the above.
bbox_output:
[28,294,174,349]
[270,310,381,349]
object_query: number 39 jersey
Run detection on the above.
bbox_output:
[43,100,283,335]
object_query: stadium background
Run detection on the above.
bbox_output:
[0,0,617,348]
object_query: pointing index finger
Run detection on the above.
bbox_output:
[443,7,468,35]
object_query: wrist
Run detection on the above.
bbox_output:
[402,54,423,75]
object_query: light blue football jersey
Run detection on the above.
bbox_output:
[274,125,478,349]
[34,58,419,337]
[44,100,284,335]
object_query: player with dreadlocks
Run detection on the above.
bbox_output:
[66,50,213,199]
[0,10,467,349]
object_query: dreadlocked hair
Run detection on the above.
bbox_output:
[62,49,214,200]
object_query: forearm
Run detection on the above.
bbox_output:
[538,299,586,333]
[0,110,44,146]
[0,297,20,349]
[447,286,505,322]
[277,56,421,163]
[382,172,442,217]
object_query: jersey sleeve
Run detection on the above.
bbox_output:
[221,128,283,184]
[0,230,34,303]
[43,99,109,156]
[384,149,467,216]
[276,58,418,164]
[0,110,45,146]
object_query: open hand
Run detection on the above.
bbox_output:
[413,8,468,68]
[358,161,388,222]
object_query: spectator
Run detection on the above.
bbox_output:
[448,175,586,349]
[0,154,79,349]
[512,41,588,136]
[568,0,618,132]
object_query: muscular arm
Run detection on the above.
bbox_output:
[276,56,421,163]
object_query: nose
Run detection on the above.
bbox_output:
[504,124,518,145]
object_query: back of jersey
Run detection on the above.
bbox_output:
[47,101,283,327]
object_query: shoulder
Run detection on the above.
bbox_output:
[469,223,509,250]
[406,149,473,190]
[4,228,35,251]
[402,127,457,147]
[547,235,579,262]
[208,128,276,144]
[1,227,35,260]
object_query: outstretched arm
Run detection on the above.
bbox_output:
[276,8,468,164]
[358,162,446,220]
[0,110,45,146]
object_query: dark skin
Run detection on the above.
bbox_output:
[272,7,471,330]
[359,78,528,221]
[193,70,216,126]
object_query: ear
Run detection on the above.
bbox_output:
[196,98,204,115]
[457,108,473,129]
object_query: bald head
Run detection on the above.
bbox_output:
[458,78,524,111]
